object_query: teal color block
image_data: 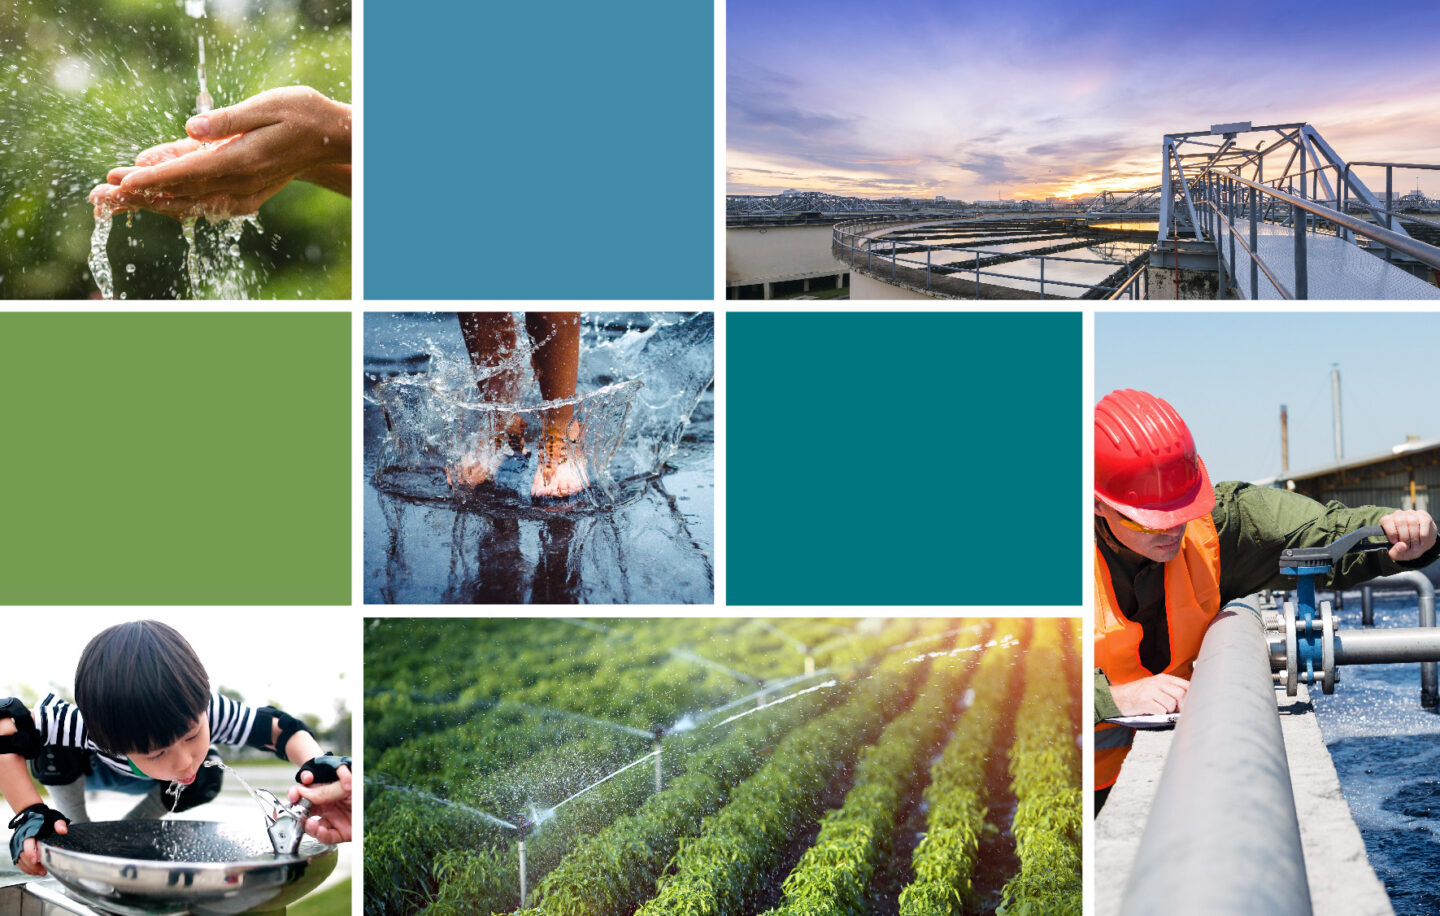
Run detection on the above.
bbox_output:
[365,1,713,300]
[727,312,1082,607]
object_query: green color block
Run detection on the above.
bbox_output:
[0,313,350,605]
[726,312,1081,607]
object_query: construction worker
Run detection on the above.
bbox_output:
[1094,389,1440,813]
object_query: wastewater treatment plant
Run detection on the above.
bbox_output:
[363,617,1081,916]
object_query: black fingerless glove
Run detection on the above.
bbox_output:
[8,802,66,865]
[297,753,350,785]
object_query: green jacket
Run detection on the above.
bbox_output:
[1094,481,1440,722]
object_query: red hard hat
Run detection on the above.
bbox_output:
[1095,389,1214,529]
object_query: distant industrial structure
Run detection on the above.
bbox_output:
[728,121,1440,300]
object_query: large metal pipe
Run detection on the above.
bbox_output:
[1121,597,1312,916]
[1355,571,1437,709]
[1334,628,1440,664]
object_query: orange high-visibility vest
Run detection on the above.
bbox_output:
[1094,513,1222,790]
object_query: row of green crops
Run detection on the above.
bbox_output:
[759,621,1001,916]
[519,681,838,916]
[898,621,1024,916]
[631,646,933,916]
[996,622,1083,916]
[363,619,1084,916]
[363,618,960,915]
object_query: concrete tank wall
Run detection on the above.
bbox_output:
[726,224,844,287]
[848,271,944,300]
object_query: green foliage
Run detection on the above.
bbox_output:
[363,618,956,916]
[761,636,983,916]
[289,878,350,916]
[633,650,930,916]
[0,0,351,298]
[533,686,833,916]
[997,621,1081,916]
[899,621,1024,916]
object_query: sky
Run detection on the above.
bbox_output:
[0,612,350,727]
[727,0,1440,200]
[1096,312,1440,484]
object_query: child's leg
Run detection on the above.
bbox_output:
[451,312,527,487]
[524,312,586,497]
[125,785,171,820]
[45,775,91,825]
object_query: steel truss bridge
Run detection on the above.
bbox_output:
[1155,121,1440,298]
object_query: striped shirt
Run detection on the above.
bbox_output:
[35,693,260,778]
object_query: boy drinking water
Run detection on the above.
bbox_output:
[0,620,351,875]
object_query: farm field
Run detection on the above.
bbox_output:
[363,618,1080,915]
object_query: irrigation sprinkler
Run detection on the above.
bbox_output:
[805,652,815,676]
[652,726,666,793]
[513,815,534,907]
[756,679,767,708]
[1270,527,1440,709]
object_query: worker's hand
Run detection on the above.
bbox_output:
[287,764,352,844]
[89,86,351,220]
[1379,510,1438,562]
[1109,673,1189,716]
[15,818,66,876]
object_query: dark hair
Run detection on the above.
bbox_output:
[74,621,210,755]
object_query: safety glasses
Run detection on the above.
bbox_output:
[1114,514,1180,535]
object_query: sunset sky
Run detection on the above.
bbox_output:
[727,0,1440,200]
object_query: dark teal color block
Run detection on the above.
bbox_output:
[727,312,1082,607]
[365,1,713,300]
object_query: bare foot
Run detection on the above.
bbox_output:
[532,422,587,498]
[447,415,527,489]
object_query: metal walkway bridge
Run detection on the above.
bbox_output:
[1157,122,1440,299]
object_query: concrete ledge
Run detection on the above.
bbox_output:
[1096,684,1393,915]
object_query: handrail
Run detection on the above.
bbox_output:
[832,220,1133,297]
[1104,263,1148,300]
[1201,201,1294,299]
[1205,170,1440,271]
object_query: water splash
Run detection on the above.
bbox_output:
[0,0,350,298]
[88,212,115,298]
[368,313,713,511]
[165,780,185,814]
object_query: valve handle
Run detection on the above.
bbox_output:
[1280,525,1389,570]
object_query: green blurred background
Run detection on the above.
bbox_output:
[0,0,351,299]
